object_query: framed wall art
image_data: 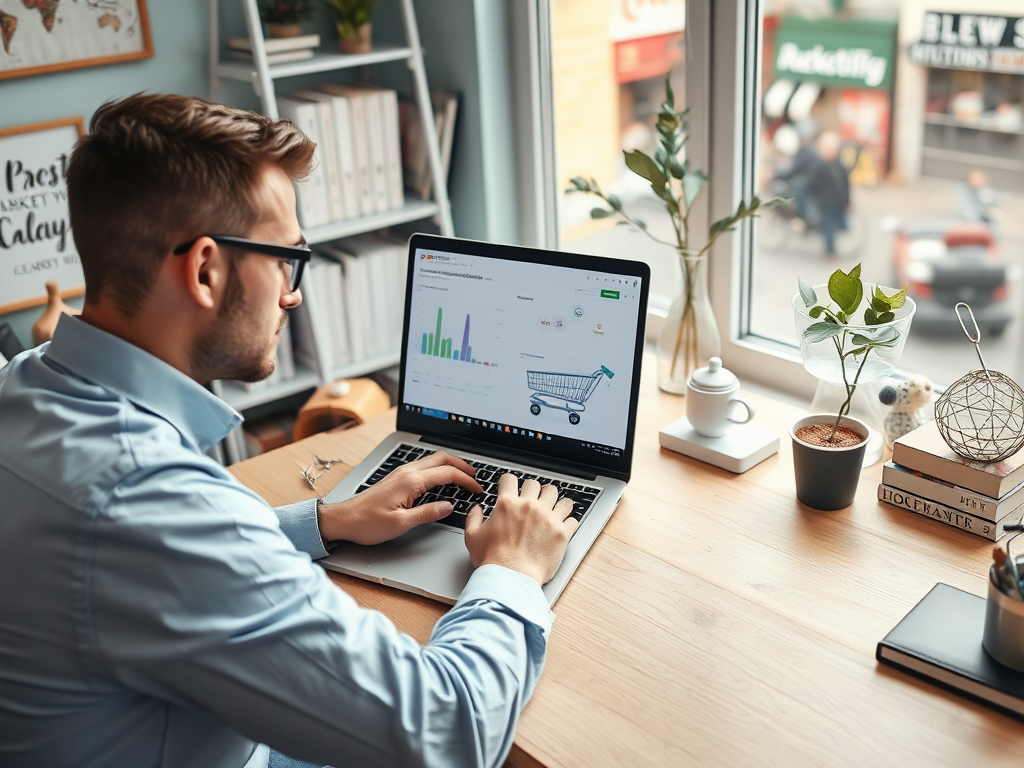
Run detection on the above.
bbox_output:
[0,0,152,81]
[0,117,85,314]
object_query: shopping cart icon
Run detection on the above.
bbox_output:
[527,365,614,424]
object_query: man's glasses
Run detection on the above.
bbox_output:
[173,235,312,293]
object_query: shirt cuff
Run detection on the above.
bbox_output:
[456,564,554,635]
[274,498,330,560]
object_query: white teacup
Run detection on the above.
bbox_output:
[686,357,755,438]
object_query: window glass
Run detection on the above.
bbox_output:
[549,0,687,306]
[750,3,1024,387]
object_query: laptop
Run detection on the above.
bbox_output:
[320,234,649,606]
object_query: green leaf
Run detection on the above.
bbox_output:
[797,276,817,307]
[607,194,623,211]
[827,266,863,316]
[590,207,614,219]
[870,295,890,313]
[876,311,895,324]
[875,284,908,310]
[668,156,685,180]
[802,322,845,344]
[809,305,824,318]
[852,326,899,346]
[568,177,590,192]
[864,307,878,325]
[682,170,707,209]
[623,150,666,193]
[848,346,869,358]
[664,75,674,109]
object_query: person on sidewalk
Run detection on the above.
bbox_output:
[806,131,850,257]
[0,93,577,768]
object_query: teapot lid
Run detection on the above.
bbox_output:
[689,357,737,391]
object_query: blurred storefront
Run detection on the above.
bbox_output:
[895,1,1024,192]
[763,15,897,186]
[551,0,686,233]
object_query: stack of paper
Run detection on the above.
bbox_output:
[228,34,320,66]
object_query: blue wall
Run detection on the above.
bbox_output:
[0,0,514,347]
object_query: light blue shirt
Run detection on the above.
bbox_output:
[0,315,552,768]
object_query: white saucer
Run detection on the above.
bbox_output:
[659,416,780,474]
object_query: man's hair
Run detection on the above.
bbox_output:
[67,93,315,315]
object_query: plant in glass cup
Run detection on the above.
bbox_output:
[566,74,783,394]
[796,264,909,444]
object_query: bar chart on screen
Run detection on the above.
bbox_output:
[415,304,504,367]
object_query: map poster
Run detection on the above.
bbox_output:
[0,118,85,313]
[0,0,152,81]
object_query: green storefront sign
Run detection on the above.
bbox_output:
[774,17,897,90]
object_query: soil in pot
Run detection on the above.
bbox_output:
[794,424,865,448]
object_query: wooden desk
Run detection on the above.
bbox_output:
[231,361,1024,767]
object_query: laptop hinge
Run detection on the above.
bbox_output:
[419,433,604,482]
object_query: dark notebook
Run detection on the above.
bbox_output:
[876,583,1024,719]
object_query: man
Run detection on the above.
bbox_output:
[0,94,577,768]
[805,131,850,257]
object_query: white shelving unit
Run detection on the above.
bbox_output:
[208,0,454,463]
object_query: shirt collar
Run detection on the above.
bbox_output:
[44,314,242,452]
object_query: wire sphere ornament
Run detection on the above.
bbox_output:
[934,304,1024,463]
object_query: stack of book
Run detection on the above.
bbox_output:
[277,84,406,228]
[398,90,459,201]
[878,420,1024,540]
[300,233,407,375]
[228,34,321,66]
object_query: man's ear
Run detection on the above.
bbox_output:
[180,237,228,311]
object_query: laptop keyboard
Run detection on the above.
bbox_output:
[355,443,602,531]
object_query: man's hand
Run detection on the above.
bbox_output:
[464,475,577,586]
[318,452,482,546]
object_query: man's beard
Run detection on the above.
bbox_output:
[190,263,287,384]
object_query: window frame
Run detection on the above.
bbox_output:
[702,0,817,400]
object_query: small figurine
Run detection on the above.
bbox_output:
[879,375,935,448]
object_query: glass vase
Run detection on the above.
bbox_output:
[657,254,721,394]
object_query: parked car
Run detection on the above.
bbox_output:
[891,219,1012,337]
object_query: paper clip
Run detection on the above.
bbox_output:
[300,454,345,491]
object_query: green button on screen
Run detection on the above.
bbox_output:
[600,289,620,299]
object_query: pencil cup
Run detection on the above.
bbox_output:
[982,579,1024,671]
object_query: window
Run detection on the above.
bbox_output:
[526,1,1024,397]
[547,0,687,310]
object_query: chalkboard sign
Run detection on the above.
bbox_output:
[0,117,85,313]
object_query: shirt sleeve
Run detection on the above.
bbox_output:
[274,498,330,560]
[89,468,552,768]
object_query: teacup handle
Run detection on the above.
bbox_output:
[727,397,755,425]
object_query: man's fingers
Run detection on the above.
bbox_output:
[405,450,478,478]
[519,478,541,500]
[497,472,518,497]
[406,500,453,528]
[415,465,483,494]
[538,482,559,506]
[464,504,485,537]
[554,496,575,519]
[562,515,581,537]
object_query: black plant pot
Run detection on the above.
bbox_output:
[791,414,869,511]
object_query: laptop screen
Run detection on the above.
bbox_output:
[396,235,649,481]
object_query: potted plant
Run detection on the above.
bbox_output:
[567,74,782,394]
[322,0,381,54]
[259,0,315,38]
[792,265,916,510]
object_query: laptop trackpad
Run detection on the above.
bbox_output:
[367,525,474,603]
